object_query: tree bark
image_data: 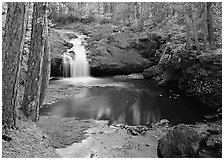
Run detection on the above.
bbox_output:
[2,2,27,128]
[189,3,201,54]
[207,2,214,47]
[39,2,51,107]
[203,2,208,51]
[184,14,192,50]
[22,2,46,121]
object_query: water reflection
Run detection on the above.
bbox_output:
[40,78,216,125]
[40,87,161,126]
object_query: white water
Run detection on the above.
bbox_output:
[62,35,90,78]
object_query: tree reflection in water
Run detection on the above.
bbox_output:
[41,87,161,126]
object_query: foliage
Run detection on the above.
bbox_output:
[46,2,221,52]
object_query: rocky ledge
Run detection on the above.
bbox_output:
[143,49,222,109]
[49,23,165,76]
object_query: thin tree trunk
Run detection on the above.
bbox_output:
[184,15,192,50]
[103,2,108,15]
[39,2,50,107]
[190,4,201,54]
[2,2,27,128]
[203,2,208,51]
[207,2,214,48]
[22,2,46,121]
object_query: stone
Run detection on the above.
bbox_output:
[157,124,201,158]
[143,65,163,79]
[206,134,222,149]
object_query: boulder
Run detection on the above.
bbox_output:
[158,121,222,158]
[143,65,163,79]
[157,124,201,158]
[206,134,222,149]
[86,29,154,76]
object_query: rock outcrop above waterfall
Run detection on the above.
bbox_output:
[50,23,162,76]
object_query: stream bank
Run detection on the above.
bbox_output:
[46,23,221,158]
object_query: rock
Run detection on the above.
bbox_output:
[206,134,222,149]
[49,24,161,76]
[137,33,161,59]
[181,53,222,108]
[50,58,63,77]
[160,119,169,124]
[157,124,201,158]
[86,30,154,76]
[143,65,163,79]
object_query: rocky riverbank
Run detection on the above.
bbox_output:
[33,22,221,158]
[49,22,221,111]
[143,49,222,109]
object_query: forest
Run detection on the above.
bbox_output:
[2,2,222,158]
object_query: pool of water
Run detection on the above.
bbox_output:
[40,75,216,126]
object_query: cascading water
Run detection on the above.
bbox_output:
[62,53,73,77]
[62,35,90,78]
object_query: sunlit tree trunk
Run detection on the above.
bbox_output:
[185,3,200,54]
[203,2,208,51]
[184,14,192,50]
[190,4,201,54]
[2,2,27,128]
[22,2,46,121]
[39,2,50,107]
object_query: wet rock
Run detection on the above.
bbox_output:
[50,58,63,77]
[143,65,163,79]
[157,124,201,158]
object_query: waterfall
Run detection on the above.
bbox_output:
[62,35,90,78]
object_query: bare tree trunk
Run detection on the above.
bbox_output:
[203,2,208,51]
[39,2,51,107]
[103,2,108,15]
[2,2,27,128]
[207,2,214,48]
[135,2,140,19]
[22,2,46,122]
[184,15,192,51]
[190,3,201,54]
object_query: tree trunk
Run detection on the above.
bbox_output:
[22,2,46,122]
[135,2,140,19]
[184,14,192,50]
[103,2,108,15]
[207,2,214,48]
[2,2,27,128]
[185,3,200,54]
[190,3,201,54]
[39,2,51,107]
[203,2,208,51]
